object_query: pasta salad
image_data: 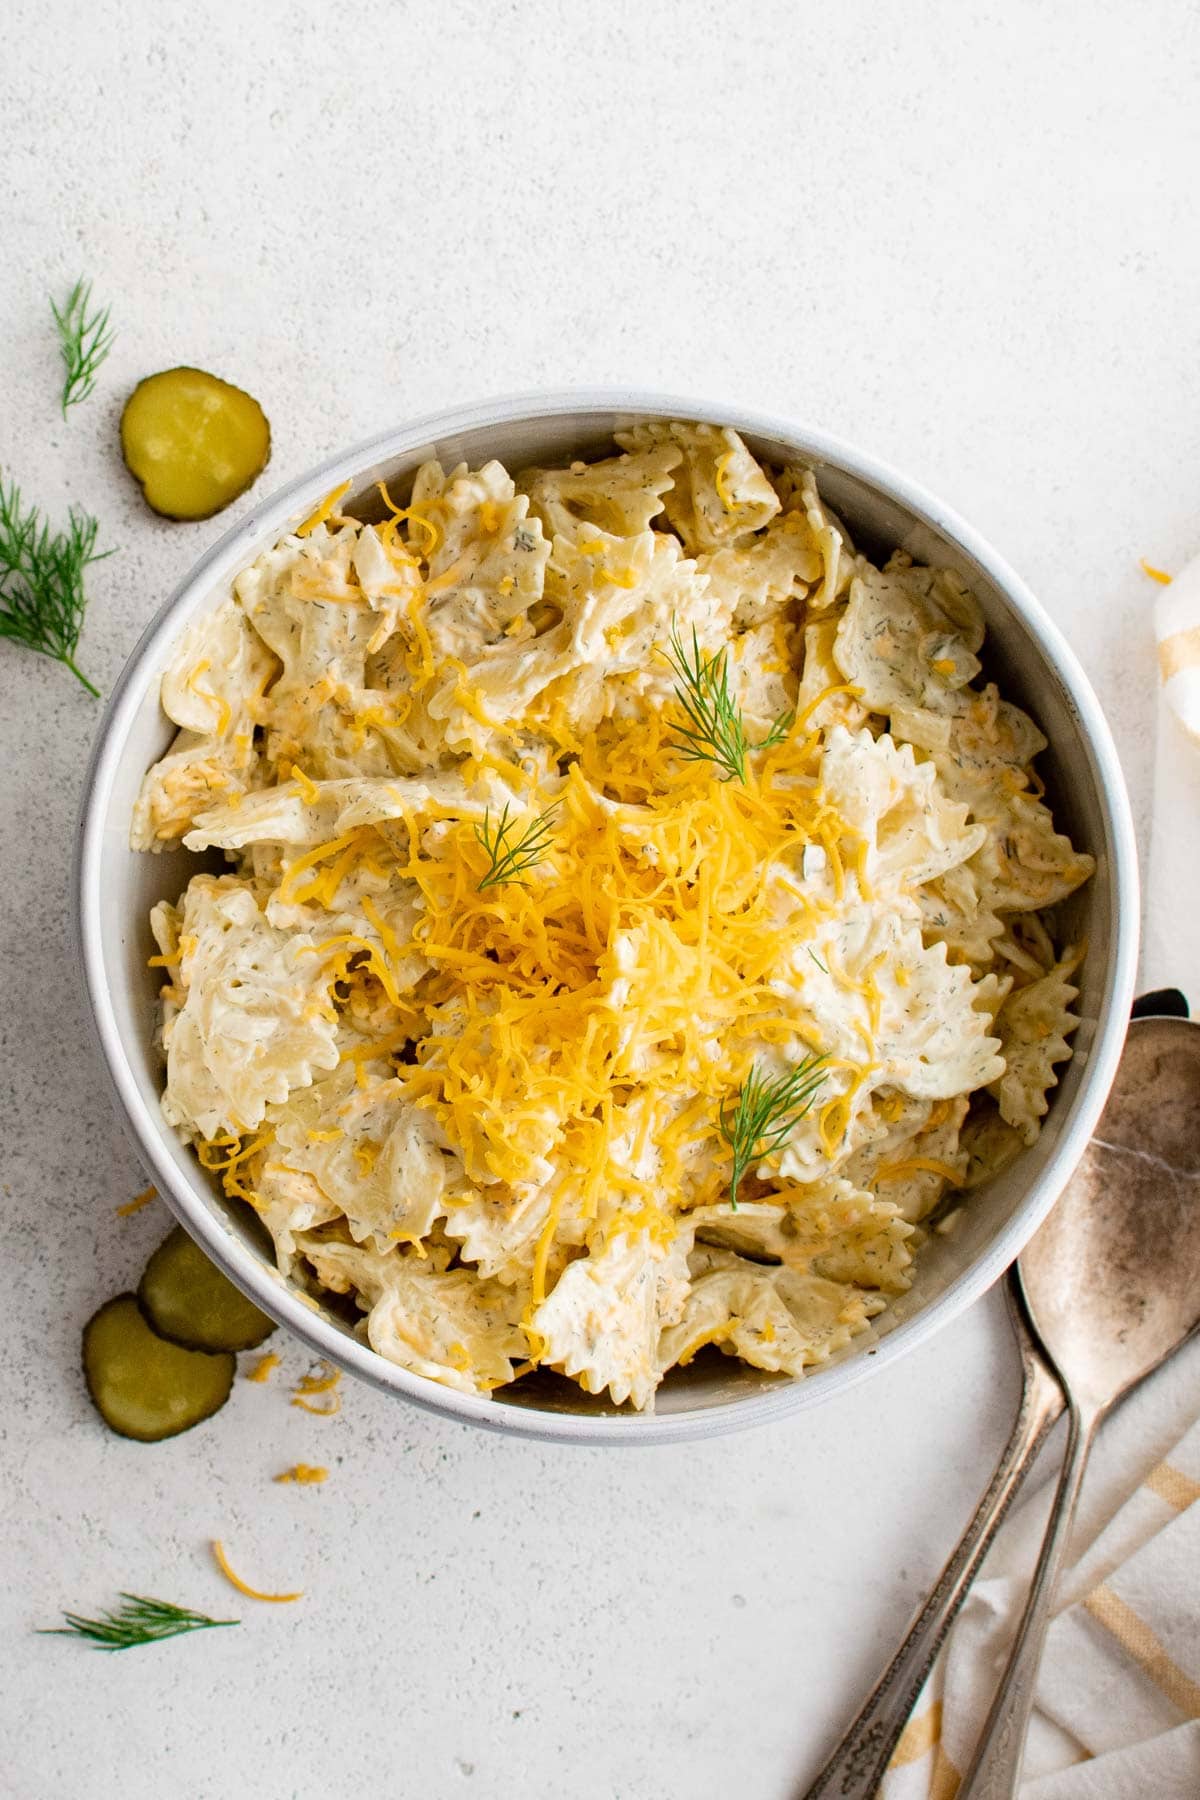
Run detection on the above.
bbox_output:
[134,422,1093,1410]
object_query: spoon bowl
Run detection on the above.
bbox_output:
[1018,1012,1200,1408]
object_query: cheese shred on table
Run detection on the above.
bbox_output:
[133,422,1094,1411]
[211,1539,303,1603]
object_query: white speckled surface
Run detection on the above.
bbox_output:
[2,3,1200,1796]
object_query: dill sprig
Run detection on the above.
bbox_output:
[664,623,795,781]
[664,622,749,781]
[759,707,795,749]
[474,802,558,890]
[40,1594,238,1652]
[51,278,115,414]
[0,477,109,695]
[719,1055,830,1207]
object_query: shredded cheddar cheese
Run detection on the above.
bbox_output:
[185,659,232,735]
[211,1539,303,1603]
[874,1156,964,1186]
[115,1184,157,1217]
[290,763,321,805]
[713,450,738,512]
[274,1464,329,1485]
[290,1361,342,1415]
[296,480,352,538]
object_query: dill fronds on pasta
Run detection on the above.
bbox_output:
[720,1056,830,1206]
[474,802,558,890]
[664,621,750,782]
[665,621,794,779]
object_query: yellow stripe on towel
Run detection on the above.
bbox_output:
[1083,1584,1200,1718]
[1144,1461,1200,1511]
[890,1699,943,1767]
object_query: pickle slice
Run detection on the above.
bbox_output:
[120,367,270,520]
[138,1227,276,1354]
[82,1295,235,1442]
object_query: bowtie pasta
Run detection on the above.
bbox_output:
[135,422,1093,1411]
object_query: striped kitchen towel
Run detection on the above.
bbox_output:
[883,1371,1200,1797]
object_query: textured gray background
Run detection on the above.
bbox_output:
[2,3,1199,1797]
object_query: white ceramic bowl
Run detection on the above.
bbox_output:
[76,390,1139,1444]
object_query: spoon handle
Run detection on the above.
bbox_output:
[801,1303,1064,1800]
[957,1400,1097,1799]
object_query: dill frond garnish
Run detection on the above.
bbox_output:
[474,802,558,890]
[719,1055,829,1207]
[40,1594,237,1652]
[664,622,749,782]
[51,278,115,414]
[758,707,795,749]
[664,624,796,781]
[0,477,109,695]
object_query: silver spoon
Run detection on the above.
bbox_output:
[804,1011,1200,1799]
[959,1011,1200,1795]
[802,1275,1064,1799]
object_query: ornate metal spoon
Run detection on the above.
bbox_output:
[804,1008,1200,1799]
[802,1281,1063,1799]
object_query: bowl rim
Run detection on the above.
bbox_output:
[75,386,1140,1444]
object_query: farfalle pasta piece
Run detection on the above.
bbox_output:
[233,527,409,778]
[803,1190,915,1292]
[268,1063,456,1249]
[917,861,1005,970]
[253,1161,341,1277]
[158,875,340,1140]
[658,1261,881,1378]
[238,527,403,679]
[930,684,1048,814]
[441,1183,552,1287]
[183,767,522,855]
[690,1176,915,1293]
[842,1093,971,1223]
[969,792,1096,913]
[786,907,1004,1126]
[960,1100,1026,1187]
[530,1225,692,1410]
[763,466,861,611]
[131,597,277,849]
[301,1239,526,1396]
[871,940,1004,1102]
[730,620,800,736]
[411,461,551,649]
[833,564,985,713]
[442,1176,591,1288]
[793,614,871,733]
[696,513,823,626]
[132,733,259,851]
[615,422,780,552]
[518,443,681,539]
[988,953,1082,1144]
[156,596,276,738]
[819,725,986,892]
